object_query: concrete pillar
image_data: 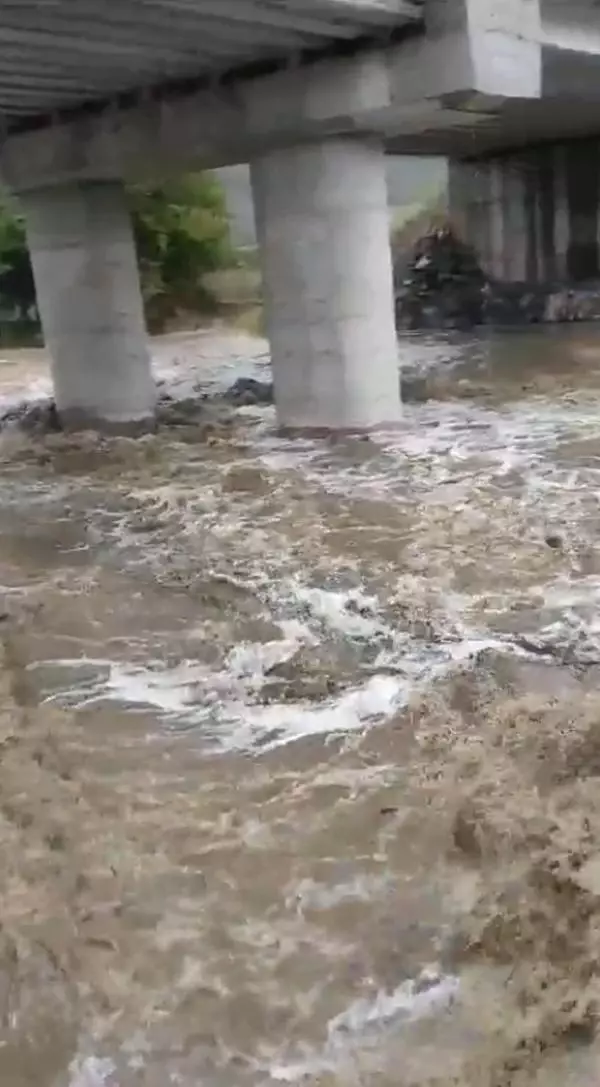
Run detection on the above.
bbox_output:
[451,137,600,289]
[501,159,528,283]
[21,181,155,432]
[448,158,502,279]
[450,153,542,284]
[250,137,400,432]
[553,144,570,281]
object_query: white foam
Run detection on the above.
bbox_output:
[293,586,382,640]
[32,572,549,754]
[33,563,516,751]
[251,388,600,506]
[328,972,459,1037]
[14,330,600,757]
[54,658,406,752]
[269,971,459,1083]
[232,673,404,750]
[67,1056,118,1087]
[0,379,52,416]
[226,621,316,681]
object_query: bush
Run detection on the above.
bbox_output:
[0,194,37,327]
[128,173,235,331]
[0,173,234,340]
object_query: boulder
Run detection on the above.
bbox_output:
[395,226,486,330]
[223,377,273,406]
[396,225,600,329]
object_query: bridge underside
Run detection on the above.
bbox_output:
[3,0,600,190]
[5,0,600,436]
[0,0,423,133]
[385,97,600,159]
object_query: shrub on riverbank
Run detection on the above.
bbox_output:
[0,193,37,338]
[0,174,237,342]
[129,174,235,332]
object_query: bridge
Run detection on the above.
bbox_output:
[0,1,423,126]
[1,0,599,432]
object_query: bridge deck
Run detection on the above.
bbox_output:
[0,0,423,129]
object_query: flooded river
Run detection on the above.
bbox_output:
[2,324,600,1085]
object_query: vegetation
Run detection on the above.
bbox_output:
[0,174,449,346]
[0,173,236,341]
[0,193,36,338]
[128,174,235,331]
[390,195,448,260]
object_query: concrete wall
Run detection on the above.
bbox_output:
[449,138,600,284]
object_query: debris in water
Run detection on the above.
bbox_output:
[223,376,274,405]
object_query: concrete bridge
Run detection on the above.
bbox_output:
[1,0,600,432]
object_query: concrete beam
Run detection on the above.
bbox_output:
[0,50,396,192]
[0,5,569,193]
[388,0,540,106]
[466,0,542,99]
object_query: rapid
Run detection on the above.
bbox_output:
[1,324,600,1085]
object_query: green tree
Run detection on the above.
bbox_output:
[0,173,234,339]
[0,194,37,325]
[128,173,234,330]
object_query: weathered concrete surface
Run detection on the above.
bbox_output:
[0,0,424,128]
[450,137,600,287]
[1,51,404,192]
[251,136,400,431]
[21,181,156,431]
[6,1,600,192]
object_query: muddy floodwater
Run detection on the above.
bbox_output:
[3,325,600,1085]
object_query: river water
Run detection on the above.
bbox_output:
[2,324,600,1086]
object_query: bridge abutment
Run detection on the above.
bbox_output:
[251,136,400,433]
[21,181,156,433]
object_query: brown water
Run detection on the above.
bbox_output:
[3,326,600,1086]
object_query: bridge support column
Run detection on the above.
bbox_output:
[450,139,600,287]
[251,137,400,432]
[21,181,156,432]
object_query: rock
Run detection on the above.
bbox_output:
[395,226,486,330]
[544,284,600,323]
[395,225,600,329]
[0,400,61,435]
[223,378,273,406]
[157,395,206,427]
[482,281,547,325]
[222,465,270,494]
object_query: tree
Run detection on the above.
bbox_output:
[0,173,234,338]
[128,173,235,330]
[0,194,37,324]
